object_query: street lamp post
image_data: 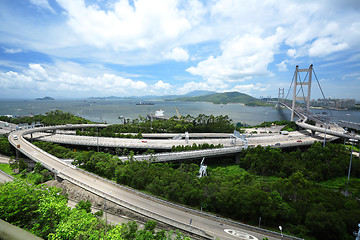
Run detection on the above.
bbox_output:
[345,138,358,196]
[323,117,329,147]
[97,128,99,152]
[279,226,283,240]
[354,223,360,240]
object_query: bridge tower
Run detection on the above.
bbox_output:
[277,88,284,107]
[291,64,313,121]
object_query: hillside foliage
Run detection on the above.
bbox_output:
[0,180,191,240]
[0,110,91,126]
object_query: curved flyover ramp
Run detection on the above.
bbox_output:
[8,124,297,240]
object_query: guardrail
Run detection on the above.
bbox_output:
[62,168,211,239]
[119,146,245,162]
[281,103,360,141]
[8,124,305,240]
[74,167,303,240]
[8,128,212,239]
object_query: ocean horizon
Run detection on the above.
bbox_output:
[0,99,359,126]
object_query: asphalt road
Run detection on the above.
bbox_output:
[9,131,286,240]
[29,128,336,151]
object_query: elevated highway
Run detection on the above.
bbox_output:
[27,127,337,164]
[280,103,360,141]
[8,125,298,240]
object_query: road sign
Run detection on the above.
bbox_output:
[17,144,20,148]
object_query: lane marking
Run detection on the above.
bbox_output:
[224,229,258,240]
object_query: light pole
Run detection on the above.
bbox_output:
[97,128,99,152]
[279,226,283,240]
[323,117,329,147]
[345,138,358,196]
[354,223,360,240]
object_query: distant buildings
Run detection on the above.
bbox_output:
[311,98,355,109]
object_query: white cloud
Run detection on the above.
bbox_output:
[153,80,171,90]
[0,63,148,97]
[0,71,34,89]
[1,0,360,99]
[308,38,348,57]
[231,83,270,95]
[27,64,49,82]
[30,0,55,13]
[187,27,284,86]
[287,49,296,58]
[57,0,191,51]
[177,81,211,95]
[3,48,23,54]
[276,60,288,72]
[164,47,189,62]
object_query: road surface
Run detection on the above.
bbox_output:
[9,129,291,240]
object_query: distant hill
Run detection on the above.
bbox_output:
[183,90,216,97]
[172,91,260,104]
[35,96,54,101]
[89,90,216,101]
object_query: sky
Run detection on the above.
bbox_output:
[0,0,359,100]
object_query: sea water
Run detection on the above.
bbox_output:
[0,99,359,125]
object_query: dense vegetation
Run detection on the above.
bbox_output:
[78,114,237,137]
[0,135,15,156]
[33,141,78,159]
[0,180,191,240]
[249,120,298,132]
[172,91,263,105]
[2,109,359,239]
[0,110,91,126]
[171,143,223,152]
[66,142,360,240]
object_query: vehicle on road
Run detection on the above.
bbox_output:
[275,143,281,146]
[13,135,18,140]
[297,140,302,142]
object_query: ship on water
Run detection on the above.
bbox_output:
[136,102,154,105]
[147,109,169,120]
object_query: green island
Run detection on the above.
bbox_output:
[1,111,360,240]
[171,91,274,106]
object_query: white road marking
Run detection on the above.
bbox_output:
[224,229,258,240]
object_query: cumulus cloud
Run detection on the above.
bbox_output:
[308,38,349,57]
[57,0,191,51]
[287,49,296,58]
[0,63,148,97]
[276,60,288,72]
[1,0,360,99]
[177,81,212,95]
[231,83,270,95]
[153,80,171,90]
[164,47,189,62]
[186,27,284,85]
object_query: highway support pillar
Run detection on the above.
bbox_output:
[311,130,316,137]
[15,149,19,160]
[235,153,241,164]
[52,129,56,135]
[30,133,33,142]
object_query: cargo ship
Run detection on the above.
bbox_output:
[147,109,169,120]
[136,102,154,105]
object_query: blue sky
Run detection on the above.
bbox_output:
[0,0,359,100]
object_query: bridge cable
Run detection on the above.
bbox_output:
[313,69,333,118]
[285,70,296,100]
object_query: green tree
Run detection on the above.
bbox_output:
[75,200,92,213]
[305,203,347,240]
